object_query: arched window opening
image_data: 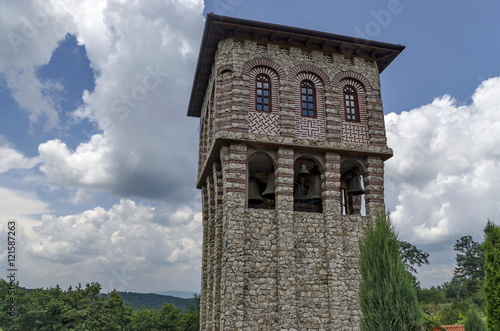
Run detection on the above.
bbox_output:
[256,74,271,112]
[300,80,316,117]
[344,85,360,122]
[248,153,275,209]
[293,158,322,213]
[340,161,365,215]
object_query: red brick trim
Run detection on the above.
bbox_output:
[242,58,286,79]
[217,65,233,75]
[331,71,373,92]
[289,64,330,85]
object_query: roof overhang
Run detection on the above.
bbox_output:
[187,13,405,117]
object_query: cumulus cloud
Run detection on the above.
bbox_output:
[0,136,39,173]
[1,0,204,203]
[385,76,500,245]
[9,199,202,292]
[3,68,62,130]
[35,0,204,203]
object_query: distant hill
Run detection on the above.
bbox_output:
[154,290,199,299]
[101,291,198,311]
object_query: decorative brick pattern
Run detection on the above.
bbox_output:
[296,118,326,139]
[342,122,369,143]
[249,112,280,135]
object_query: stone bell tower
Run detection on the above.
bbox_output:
[187,14,404,330]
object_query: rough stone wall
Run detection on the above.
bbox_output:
[198,35,390,330]
[199,142,376,330]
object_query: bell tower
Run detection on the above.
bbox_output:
[187,14,404,330]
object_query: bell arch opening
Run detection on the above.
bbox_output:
[340,160,366,216]
[293,157,323,213]
[247,152,275,210]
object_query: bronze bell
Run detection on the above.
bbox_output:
[248,178,264,204]
[261,172,276,199]
[293,183,308,201]
[298,163,310,177]
[305,175,322,201]
[347,175,365,196]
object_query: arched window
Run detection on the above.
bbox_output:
[340,160,365,215]
[301,80,316,117]
[248,153,275,209]
[293,157,322,213]
[344,85,360,122]
[256,74,271,112]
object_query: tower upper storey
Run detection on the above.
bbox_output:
[188,13,404,188]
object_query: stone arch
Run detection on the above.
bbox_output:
[331,70,372,92]
[242,58,286,80]
[289,64,329,86]
[217,64,233,75]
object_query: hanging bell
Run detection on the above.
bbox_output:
[261,172,276,199]
[347,175,365,196]
[248,178,264,204]
[305,175,322,202]
[298,163,310,177]
[294,183,308,201]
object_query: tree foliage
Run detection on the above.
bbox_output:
[359,212,423,331]
[483,220,500,330]
[399,240,430,274]
[0,280,200,331]
[464,308,487,331]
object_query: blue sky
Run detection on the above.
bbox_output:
[0,0,499,293]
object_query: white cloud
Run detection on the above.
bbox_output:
[4,198,202,292]
[3,67,62,130]
[25,0,205,203]
[386,76,500,245]
[0,136,39,173]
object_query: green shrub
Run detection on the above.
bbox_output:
[464,308,487,331]
[358,211,423,330]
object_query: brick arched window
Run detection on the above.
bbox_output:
[301,80,316,117]
[343,85,360,122]
[256,74,271,111]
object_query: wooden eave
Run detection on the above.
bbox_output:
[187,13,405,118]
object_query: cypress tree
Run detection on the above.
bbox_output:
[484,220,500,330]
[358,211,423,331]
[464,308,487,331]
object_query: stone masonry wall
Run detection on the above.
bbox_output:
[198,142,378,330]
[198,35,389,330]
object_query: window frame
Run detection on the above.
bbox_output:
[255,73,272,112]
[343,85,360,122]
[300,80,316,118]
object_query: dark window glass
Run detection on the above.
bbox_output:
[256,74,271,112]
[300,80,316,117]
[344,85,360,122]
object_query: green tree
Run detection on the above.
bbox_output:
[157,303,183,330]
[131,309,159,331]
[358,211,423,331]
[399,240,430,275]
[452,236,485,298]
[181,294,200,331]
[483,220,500,330]
[464,308,487,331]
